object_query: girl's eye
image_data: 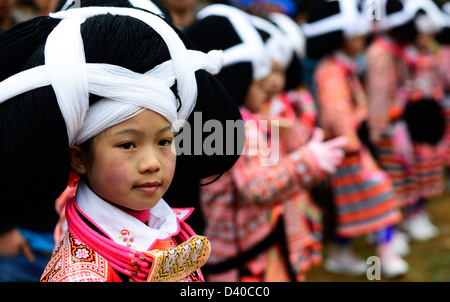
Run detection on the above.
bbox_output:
[158,139,172,147]
[119,142,136,150]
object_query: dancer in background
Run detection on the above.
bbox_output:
[397,0,447,241]
[306,0,407,278]
[262,11,326,280]
[366,0,446,243]
[435,3,450,192]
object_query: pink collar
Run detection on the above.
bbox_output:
[330,51,360,74]
[116,206,150,223]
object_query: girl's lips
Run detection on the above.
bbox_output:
[134,182,161,194]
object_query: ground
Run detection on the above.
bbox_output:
[305,192,450,282]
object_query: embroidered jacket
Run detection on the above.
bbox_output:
[365,37,410,143]
[41,227,209,282]
[439,45,450,94]
[42,186,210,282]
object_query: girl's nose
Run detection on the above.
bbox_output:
[138,149,161,174]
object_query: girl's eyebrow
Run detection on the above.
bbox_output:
[157,125,174,134]
[112,128,143,137]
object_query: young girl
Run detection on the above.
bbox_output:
[366,0,446,242]
[397,0,446,241]
[262,11,327,280]
[305,0,407,278]
[0,6,233,282]
[365,0,420,222]
[185,3,347,282]
[437,3,450,191]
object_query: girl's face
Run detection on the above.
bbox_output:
[265,62,286,97]
[415,32,433,51]
[342,35,367,57]
[244,63,283,114]
[71,110,176,211]
[0,0,14,19]
[243,77,271,113]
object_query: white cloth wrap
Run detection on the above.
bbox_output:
[45,17,89,146]
[301,0,370,39]
[269,12,306,60]
[371,0,415,32]
[249,14,293,71]
[196,4,271,81]
[127,0,164,15]
[406,0,448,35]
[0,7,223,145]
[59,0,164,16]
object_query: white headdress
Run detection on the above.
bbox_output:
[269,12,306,60]
[196,4,271,81]
[0,7,223,145]
[249,14,293,71]
[301,0,371,39]
[406,0,448,35]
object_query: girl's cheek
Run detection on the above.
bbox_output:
[104,162,129,185]
[98,153,130,187]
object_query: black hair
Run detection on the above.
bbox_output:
[284,52,303,90]
[436,1,450,45]
[403,98,445,145]
[55,0,173,22]
[436,26,450,44]
[305,0,343,59]
[386,0,418,43]
[0,17,67,228]
[184,14,255,106]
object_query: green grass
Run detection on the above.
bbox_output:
[306,192,450,282]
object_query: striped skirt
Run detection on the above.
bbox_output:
[376,121,444,204]
[414,143,444,199]
[439,94,450,167]
[330,148,402,238]
[375,125,420,208]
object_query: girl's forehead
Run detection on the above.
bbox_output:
[106,109,172,132]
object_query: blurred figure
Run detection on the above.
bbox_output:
[161,0,199,29]
[0,0,17,31]
[0,228,56,282]
[228,0,297,18]
[13,0,59,23]
[364,0,419,246]
[436,2,450,191]
[398,0,447,241]
[33,0,58,15]
[306,0,408,278]
[12,0,37,22]
[366,0,447,243]
[262,11,329,280]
